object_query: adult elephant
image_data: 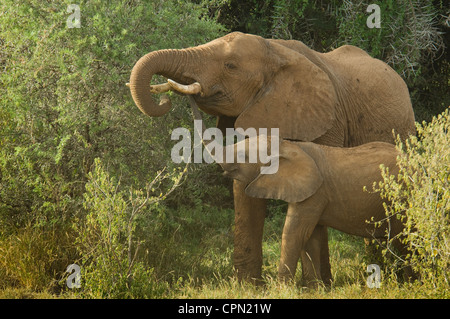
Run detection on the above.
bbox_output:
[128,32,415,284]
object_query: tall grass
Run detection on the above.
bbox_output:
[0,223,76,292]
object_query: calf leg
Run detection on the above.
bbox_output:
[305,225,332,286]
[301,228,323,288]
[278,199,326,284]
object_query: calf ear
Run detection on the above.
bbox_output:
[245,141,323,203]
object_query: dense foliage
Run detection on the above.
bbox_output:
[0,0,226,294]
[374,110,449,291]
[0,0,448,298]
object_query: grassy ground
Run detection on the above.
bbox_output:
[170,228,447,299]
[1,208,446,299]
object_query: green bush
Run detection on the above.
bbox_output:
[73,158,184,298]
[0,0,225,232]
[0,0,225,293]
[374,109,449,290]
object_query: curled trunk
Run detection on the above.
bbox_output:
[128,49,184,117]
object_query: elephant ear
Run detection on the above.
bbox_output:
[235,41,337,141]
[245,141,323,203]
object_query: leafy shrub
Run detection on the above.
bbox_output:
[374,109,449,290]
[0,0,225,232]
[0,0,225,293]
[73,158,184,298]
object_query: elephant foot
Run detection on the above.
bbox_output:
[278,266,296,284]
[299,279,327,291]
[321,276,333,288]
[279,270,326,290]
[234,257,264,285]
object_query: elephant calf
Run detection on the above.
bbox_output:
[218,136,408,286]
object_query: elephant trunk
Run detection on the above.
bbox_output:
[129,49,201,117]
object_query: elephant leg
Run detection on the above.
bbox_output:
[315,225,333,286]
[233,179,267,283]
[278,202,322,284]
[301,231,322,288]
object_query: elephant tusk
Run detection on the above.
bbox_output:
[127,80,202,96]
[149,82,172,94]
[126,81,171,94]
[168,79,202,96]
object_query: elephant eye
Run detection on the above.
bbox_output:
[225,62,237,70]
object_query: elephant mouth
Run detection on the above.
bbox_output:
[196,88,230,104]
[193,83,235,114]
